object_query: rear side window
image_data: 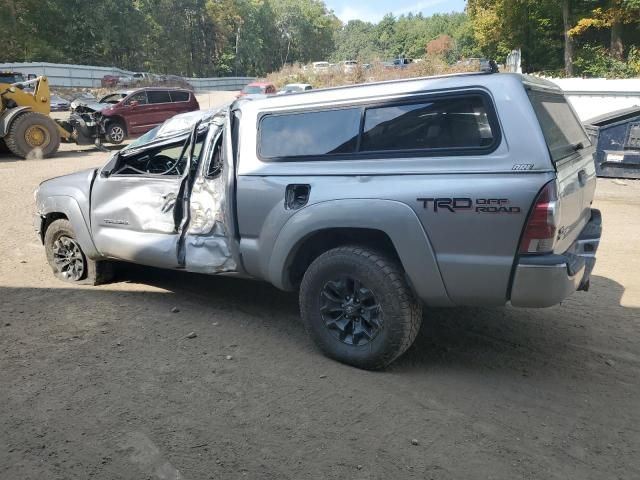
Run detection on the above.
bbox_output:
[170,91,190,102]
[361,95,494,152]
[259,108,360,158]
[147,90,171,104]
[258,92,500,161]
[527,89,590,162]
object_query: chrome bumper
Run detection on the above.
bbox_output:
[510,209,601,308]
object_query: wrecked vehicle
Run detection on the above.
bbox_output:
[34,73,602,370]
[66,87,199,145]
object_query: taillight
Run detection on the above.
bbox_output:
[519,181,558,254]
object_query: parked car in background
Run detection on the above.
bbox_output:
[382,58,412,69]
[132,72,153,85]
[68,87,199,144]
[278,83,313,95]
[162,75,194,91]
[101,75,120,88]
[116,74,135,87]
[312,61,331,73]
[35,73,601,370]
[343,60,358,74]
[49,94,70,112]
[457,58,493,73]
[237,82,277,98]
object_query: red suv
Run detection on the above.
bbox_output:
[96,88,199,143]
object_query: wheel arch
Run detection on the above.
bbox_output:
[37,196,99,259]
[267,199,453,306]
[39,212,69,243]
[0,107,32,137]
[104,115,128,135]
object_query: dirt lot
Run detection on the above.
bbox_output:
[1,134,639,479]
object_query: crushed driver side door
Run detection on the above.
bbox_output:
[181,116,237,274]
[90,131,200,268]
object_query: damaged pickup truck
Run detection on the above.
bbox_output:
[34,73,602,369]
[64,87,199,146]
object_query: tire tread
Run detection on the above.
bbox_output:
[300,245,422,370]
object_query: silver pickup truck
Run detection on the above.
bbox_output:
[34,73,602,369]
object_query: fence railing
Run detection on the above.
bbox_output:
[0,62,254,91]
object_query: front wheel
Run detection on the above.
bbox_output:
[299,246,422,370]
[5,112,60,158]
[105,122,126,144]
[44,219,114,285]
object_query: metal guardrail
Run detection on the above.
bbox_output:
[0,62,254,91]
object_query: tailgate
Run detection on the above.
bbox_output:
[527,88,597,253]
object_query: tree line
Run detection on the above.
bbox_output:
[1,0,639,78]
[467,0,640,76]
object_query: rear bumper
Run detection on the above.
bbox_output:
[510,209,601,308]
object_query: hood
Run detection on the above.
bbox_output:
[71,99,111,113]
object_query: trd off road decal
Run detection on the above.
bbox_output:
[417,197,521,214]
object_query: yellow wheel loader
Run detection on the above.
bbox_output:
[0,73,72,158]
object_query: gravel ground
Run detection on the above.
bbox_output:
[1,130,639,479]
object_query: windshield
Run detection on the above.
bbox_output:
[122,127,162,152]
[243,85,264,94]
[0,73,25,84]
[99,93,126,104]
[284,85,302,92]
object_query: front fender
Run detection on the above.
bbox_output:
[0,106,31,136]
[37,196,99,259]
[267,199,453,307]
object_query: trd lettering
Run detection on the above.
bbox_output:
[417,198,473,212]
[418,197,520,214]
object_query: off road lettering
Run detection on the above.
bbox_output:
[418,197,520,214]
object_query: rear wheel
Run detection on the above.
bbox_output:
[44,219,114,285]
[5,112,60,158]
[105,122,126,144]
[299,246,422,370]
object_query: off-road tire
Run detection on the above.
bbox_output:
[44,219,114,285]
[105,121,126,144]
[300,246,422,370]
[5,112,60,158]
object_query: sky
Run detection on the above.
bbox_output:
[325,0,467,24]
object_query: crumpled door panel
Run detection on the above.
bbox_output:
[91,176,183,268]
[184,167,236,274]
